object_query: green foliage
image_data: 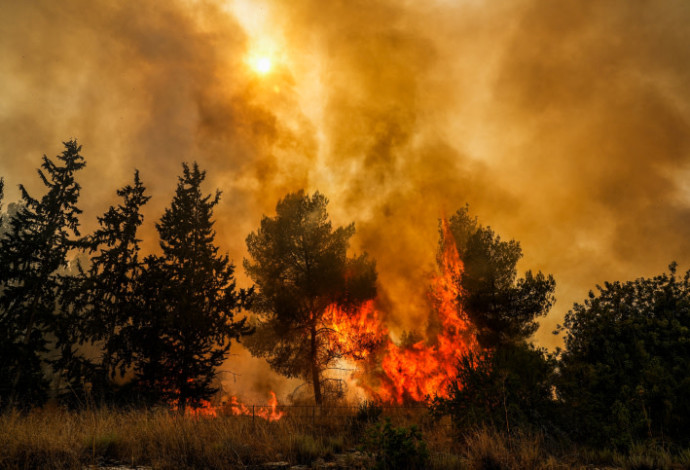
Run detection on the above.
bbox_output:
[447,206,555,348]
[290,434,344,464]
[558,263,690,448]
[132,162,252,410]
[0,140,85,409]
[244,190,377,404]
[363,418,429,470]
[431,342,558,434]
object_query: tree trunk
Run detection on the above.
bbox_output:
[310,322,322,405]
[10,271,49,408]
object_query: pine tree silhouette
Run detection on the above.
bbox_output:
[0,140,85,409]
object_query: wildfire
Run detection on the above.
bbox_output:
[184,391,284,421]
[186,399,218,418]
[324,219,478,403]
[184,220,475,409]
[324,300,388,360]
[225,391,285,422]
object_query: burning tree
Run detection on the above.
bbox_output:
[430,207,558,431]
[447,206,555,348]
[133,163,252,411]
[244,190,377,405]
[367,219,479,403]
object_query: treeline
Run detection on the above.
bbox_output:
[1,140,690,453]
[0,140,251,412]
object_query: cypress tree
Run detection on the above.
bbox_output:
[0,140,85,409]
[56,171,150,405]
[136,162,251,411]
[90,171,150,377]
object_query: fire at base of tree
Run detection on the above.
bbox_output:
[1,141,690,469]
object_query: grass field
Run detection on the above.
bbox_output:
[1,405,690,469]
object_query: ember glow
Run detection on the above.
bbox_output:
[187,399,218,418]
[225,391,284,421]
[186,391,284,421]
[324,300,388,361]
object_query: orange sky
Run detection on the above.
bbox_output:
[2,0,690,399]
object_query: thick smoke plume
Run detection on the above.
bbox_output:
[2,0,690,397]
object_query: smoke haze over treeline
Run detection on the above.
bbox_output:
[2,0,690,397]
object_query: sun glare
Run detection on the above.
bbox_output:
[250,56,272,75]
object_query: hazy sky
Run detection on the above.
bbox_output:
[2,0,690,398]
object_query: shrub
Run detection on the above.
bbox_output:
[363,418,428,470]
[558,264,690,448]
[430,342,558,435]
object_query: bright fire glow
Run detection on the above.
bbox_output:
[324,219,479,404]
[225,391,284,422]
[377,219,478,403]
[183,391,284,421]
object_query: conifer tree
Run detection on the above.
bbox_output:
[244,190,377,405]
[0,140,85,408]
[56,171,150,404]
[447,206,555,348]
[136,162,251,411]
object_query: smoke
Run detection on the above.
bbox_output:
[0,0,313,257]
[2,0,690,397]
[266,0,690,340]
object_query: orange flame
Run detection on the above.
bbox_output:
[187,399,218,418]
[323,300,388,361]
[324,219,478,403]
[226,391,284,421]
[181,219,475,408]
[181,391,284,421]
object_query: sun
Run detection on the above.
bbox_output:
[250,56,272,75]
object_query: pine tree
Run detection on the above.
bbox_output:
[0,140,85,409]
[56,171,150,405]
[90,171,150,377]
[244,190,377,405]
[136,162,251,411]
[447,206,555,348]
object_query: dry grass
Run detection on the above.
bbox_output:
[2,407,689,470]
[0,406,364,469]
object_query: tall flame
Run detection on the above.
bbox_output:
[324,219,478,403]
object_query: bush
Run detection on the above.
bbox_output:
[558,264,690,448]
[430,342,558,435]
[356,400,383,423]
[363,418,428,470]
